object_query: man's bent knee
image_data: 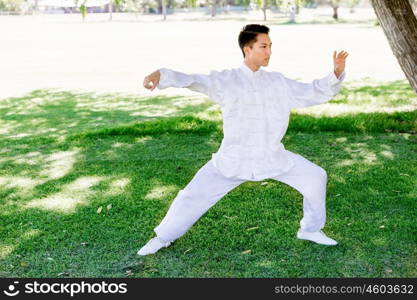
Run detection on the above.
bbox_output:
[317,167,327,182]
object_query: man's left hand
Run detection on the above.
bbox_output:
[333,50,349,79]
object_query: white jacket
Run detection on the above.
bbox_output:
[157,62,346,181]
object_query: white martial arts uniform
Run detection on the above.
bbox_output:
[153,62,346,243]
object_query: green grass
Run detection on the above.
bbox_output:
[0,80,416,278]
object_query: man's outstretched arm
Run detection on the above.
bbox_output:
[142,68,226,105]
[280,50,349,109]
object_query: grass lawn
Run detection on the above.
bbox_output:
[0,80,416,277]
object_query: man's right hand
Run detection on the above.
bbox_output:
[143,70,161,91]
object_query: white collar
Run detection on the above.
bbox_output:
[239,62,263,80]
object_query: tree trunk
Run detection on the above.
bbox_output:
[332,5,338,20]
[263,0,267,21]
[289,4,296,23]
[162,0,166,20]
[371,0,417,94]
[109,0,113,21]
[409,0,416,12]
[211,0,217,17]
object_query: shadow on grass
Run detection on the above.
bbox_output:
[335,80,417,106]
[0,89,214,141]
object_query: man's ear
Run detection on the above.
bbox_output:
[244,45,250,56]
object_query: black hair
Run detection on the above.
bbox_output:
[238,24,270,58]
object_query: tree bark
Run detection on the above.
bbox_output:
[211,0,217,17]
[262,0,267,21]
[289,3,296,23]
[332,5,338,20]
[162,0,166,20]
[371,0,417,94]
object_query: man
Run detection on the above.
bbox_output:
[138,24,348,256]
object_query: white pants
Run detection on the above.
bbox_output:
[154,150,328,243]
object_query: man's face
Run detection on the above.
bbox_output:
[244,33,272,67]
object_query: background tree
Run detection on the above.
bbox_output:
[155,0,168,20]
[288,0,295,22]
[236,0,251,7]
[272,0,283,12]
[162,0,167,20]
[123,0,143,17]
[262,0,267,21]
[210,0,219,17]
[75,0,125,21]
[186,0,198,8]
[371,0,417,94]
[75,0,88,21]
[295,0,305,14]
[348,0,360,13]
[0,0,25,12]
[329,0,340,20]
[109,0,113,20]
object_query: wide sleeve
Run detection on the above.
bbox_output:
[280,71,346,109]
[157,67,225,105]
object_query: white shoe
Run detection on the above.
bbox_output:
[137,236,172,256]
[297,229,338,246]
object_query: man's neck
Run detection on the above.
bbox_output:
[244,60,261,72]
